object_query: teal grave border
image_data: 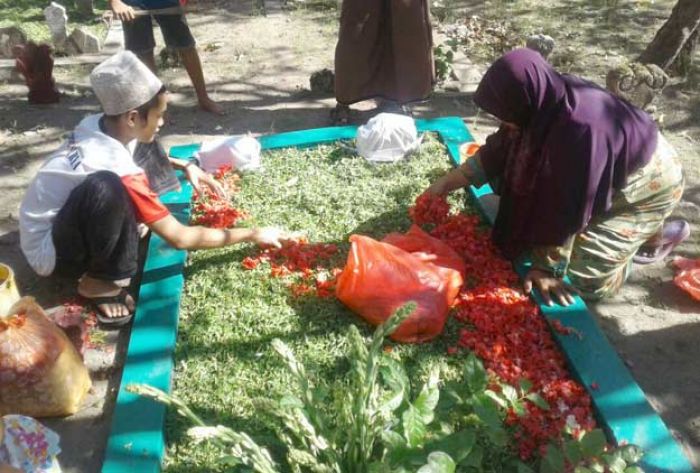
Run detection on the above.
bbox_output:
[101,116,694,473]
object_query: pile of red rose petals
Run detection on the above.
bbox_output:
[242,238,341,299]
[409,192,451,226]
[409,193,596,460]
[191,165,248,229]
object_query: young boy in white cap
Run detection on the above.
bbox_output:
[19,51,290,325]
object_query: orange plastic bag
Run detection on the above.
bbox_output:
[336,230,464,343]
[0,298,91,417]
[672,257,700,302]
[383,225,466,299]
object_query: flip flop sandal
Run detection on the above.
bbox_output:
[633,219,690,265]
[85,289,134,327]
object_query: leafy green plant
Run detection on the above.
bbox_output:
[434,41,457,84]
[534,430,644,473]
[130,303,528,472]
[130,284,644,473]
[127,383,279,472]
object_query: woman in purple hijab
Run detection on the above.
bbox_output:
[426,48,686,304]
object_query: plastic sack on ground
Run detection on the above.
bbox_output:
[355,113,422,163]
[196,134,262,173]
[382,225,466,302]
[0,297,91,417]
[335,232,464,343]
[672,257,700,302]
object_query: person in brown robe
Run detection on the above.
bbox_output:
[332,0,435,124]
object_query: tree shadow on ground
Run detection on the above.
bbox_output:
[585,304,700,465]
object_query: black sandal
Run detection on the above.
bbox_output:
[85,289,134,327]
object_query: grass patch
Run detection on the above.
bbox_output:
[165,136,468,471]
[0,0,108,44]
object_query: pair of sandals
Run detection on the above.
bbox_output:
[633,219,690,265]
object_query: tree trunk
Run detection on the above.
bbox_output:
[638,0,700,70]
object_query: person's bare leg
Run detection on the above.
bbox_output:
[178,46,223,115]
[136,50,158,73]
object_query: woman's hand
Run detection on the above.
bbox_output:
[425,180,447,196]
[425,163,472,197]
[185,164,228,199]
[523,269,579,307]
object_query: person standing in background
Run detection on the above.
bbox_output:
[331,0,435,124]
[109,0,223,115]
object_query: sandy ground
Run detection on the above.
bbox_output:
[0,0,699,471]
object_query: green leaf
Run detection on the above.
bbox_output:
[428,429,476,463]
[517,462,536,473]
[463,353,487,393]
[417,452,456,473]
[540,445,565,473]
[624,467,644,473]
[519,378,534,393]
[368,462,394,473]
[485,425,509,447]
[620,445,643,464]
[501,384,519,404]
[563,439,583,464]
[382,430,407,451]
[472,394,502,430]
[580,430,607,458]
[511,400,527,417]
[484,389,508,409]
[525,392,550,411]
[414,369,440,424]
[602,452,627,473]
[461,444,483,468]
[402,404,428,448]
[380,357,410,394]
[379,362,407,415]
[588,459,606,473]
[218,455,242,466]
[279,395,304,409]
[573,467,593,473]
[438,385,462,411]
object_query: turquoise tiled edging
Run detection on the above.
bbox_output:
[102,117,694,473]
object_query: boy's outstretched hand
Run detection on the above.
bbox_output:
[185,164,227,199]
[250,228,297,249]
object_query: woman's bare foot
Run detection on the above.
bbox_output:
[198,95,224,115]
[330,104,351,125]
[78,276,135,320]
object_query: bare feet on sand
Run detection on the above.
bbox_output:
[198,95,224,115]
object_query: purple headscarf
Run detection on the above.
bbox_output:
[474,48,658,258]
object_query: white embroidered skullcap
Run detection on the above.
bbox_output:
[90,51,164,116]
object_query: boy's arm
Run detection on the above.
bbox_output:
[148,214,290,250]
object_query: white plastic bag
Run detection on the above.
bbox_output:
[356,113,422,163]
[196,135,262,173]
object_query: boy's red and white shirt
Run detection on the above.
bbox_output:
[19,114,169,276]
